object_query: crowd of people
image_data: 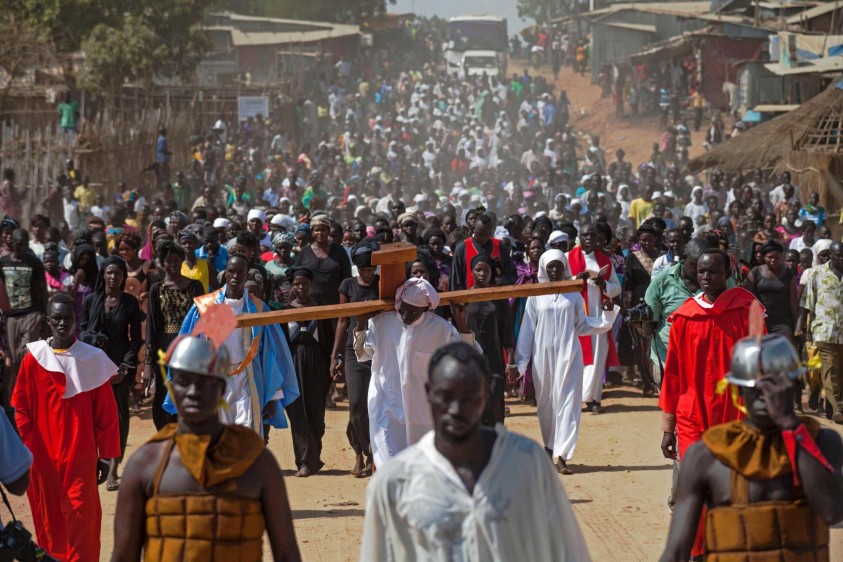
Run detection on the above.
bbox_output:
[0,36,842,561]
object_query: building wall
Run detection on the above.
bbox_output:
[589,12,708,80]
[701,36,765,108]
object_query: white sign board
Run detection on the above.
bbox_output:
[238,96,269,122]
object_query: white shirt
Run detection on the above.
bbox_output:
[361,426,592,562]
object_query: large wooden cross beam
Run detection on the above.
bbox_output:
[237,242,585,328]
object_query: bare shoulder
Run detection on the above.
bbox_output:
[682,440,718,477]
[122,440,168,490]
[252,448,284,480]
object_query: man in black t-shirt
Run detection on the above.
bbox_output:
[0,229,48,409]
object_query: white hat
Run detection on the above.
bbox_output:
[458,189,470,198]
[247,209,266,223]
[413,193,429,203]
[548,230,569,246]
[213,218,230,228]
[279,196,291,205]
[355,205,368,217]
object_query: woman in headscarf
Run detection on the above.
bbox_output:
[281,267,335,477]
[329,241,380,477]
[63,243,99,335]
[265,232,295,307]
[616,184,632,219]
[178,230,210,291]
[423,228,452,292]
[139,220,166,261]
[511,249,617,474]
[145,240,205,430]
[510,237,544,401]
[459,253,513,426]
[80,255,143,491]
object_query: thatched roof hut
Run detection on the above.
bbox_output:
[688,81,843,236]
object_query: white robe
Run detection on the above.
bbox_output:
[565,251,621,404]
[360,426,592,562]
[514,293,616,460]
[356,311,463,467]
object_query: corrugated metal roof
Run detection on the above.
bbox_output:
[601,21,658,33]
[554,1,712,22]
[786,2,841,24]
[207,11,359,34]
[227,28,359,46]
[764,56,843,75]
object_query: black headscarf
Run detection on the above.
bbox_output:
[351,240,379,268]
[95,255,128,294]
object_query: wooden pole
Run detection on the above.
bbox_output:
[237,279,586,328]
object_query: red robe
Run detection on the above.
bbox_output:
[658,287,763,557]
[659,288,763,456]
[12,342,120,562]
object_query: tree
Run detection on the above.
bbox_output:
[0,9,56,115]
[517,0,569,25]
[219,0,396,24]
[78,1,213,100]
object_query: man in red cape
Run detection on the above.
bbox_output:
[566,223,620,413]
[12,293,120,562]
[658,249,764,558]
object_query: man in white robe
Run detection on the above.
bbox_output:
[514,250,617,474]
[565,223,622,413]
[355,277,475,467]
[361,342,591,562]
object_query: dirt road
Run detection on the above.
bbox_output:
[8,385,843,561]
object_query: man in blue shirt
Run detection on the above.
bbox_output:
[0,411,32,519]
[155,127,171,187]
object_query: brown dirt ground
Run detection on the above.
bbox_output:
[7,387,843,561]
[516,60,708,168]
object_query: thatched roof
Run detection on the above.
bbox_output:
[687,81,843,174]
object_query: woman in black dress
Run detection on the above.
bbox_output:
[457,253,513,426]
[330,242,379,477]
[144,241,205,430]
[292,215,351,305]
[622,223,663,396]
[745,240,797,338]
[283,267,334,477]
[292,215,352,408]
[80,255,143,491]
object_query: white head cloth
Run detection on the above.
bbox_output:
[538,249,569,283]
[812,239,833,267]
[394,277,440,311]
[247,209,266,223]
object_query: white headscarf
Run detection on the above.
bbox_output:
[812,239,834,267]
[538,249,569,283]
[395,277,440,311]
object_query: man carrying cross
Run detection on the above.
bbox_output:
[354,277,478,467]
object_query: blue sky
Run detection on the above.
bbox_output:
[392,0,532,31]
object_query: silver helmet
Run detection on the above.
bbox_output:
[166,336,230,380]
[725,334,805,388]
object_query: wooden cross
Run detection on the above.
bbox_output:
[238,242,585,327]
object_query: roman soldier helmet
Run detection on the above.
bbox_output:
[725,334,805,388]
[166,336,230,380]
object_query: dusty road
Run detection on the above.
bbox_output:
[9,385,843,561]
